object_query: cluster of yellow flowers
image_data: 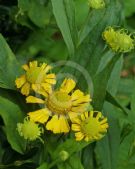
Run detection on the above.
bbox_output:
[15,61,108,142]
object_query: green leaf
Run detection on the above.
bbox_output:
[50,138,89,160]
[82,144,94,169]
[18,0,52,27]
[51,0,77,57]
[124,0,135,17]
[117,131,135,169]
[74,0,89,29]
[93,54,120,110]
[58,154,84,169]
[107,56,123,96]
[131,82,135,112]
[28,1,51,27]
[0,34,22,89]
[0,96,25,154]
[106,91,129,115]
[96,102,121,169]
[37,162,48,169]
[78,9,105,45]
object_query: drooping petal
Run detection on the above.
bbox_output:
[45,73,56,79]
[32,84,49,97]
[72,95,90,105]
[59,116,70,133]
[72,124,80,131]
[44,78,56,85]
[29,61,38,68]
[22,64,29,71]
[71,89,84,101]
[46,115,70,133]
[60,78,76,94]
[15,75,26,88]
[26,96,45,104]
[41,83,53,94]
[75,132,84,141]
[21,82,30,96]
[46,115,59,133]
[28,108,50,123]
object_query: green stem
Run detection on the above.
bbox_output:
[0,160,32,169]
[48,159,61,169]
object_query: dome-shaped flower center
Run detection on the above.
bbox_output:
[118,34,134,50]
[26,67,44,84]
[81,118,100,137]
[47,91,72,114]
[17,120,42,141]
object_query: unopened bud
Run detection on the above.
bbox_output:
[59,150,69,161]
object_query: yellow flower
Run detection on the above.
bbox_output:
[15,61,56,96]
[17,118,43,141]
[26,78,91,134]
[72,111,108,142]
[103,27,135,53]
[88,0,105,9]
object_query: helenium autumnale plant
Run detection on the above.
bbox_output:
[0,0,135,169]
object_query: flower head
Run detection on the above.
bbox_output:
[103,27,135,53]
[15,61,56,96]
[17,118,43,141]
[26,78,91,134]
[88,0,105,9]
[72,111,108,142]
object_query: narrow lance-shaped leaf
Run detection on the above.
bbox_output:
[51,0,77,57]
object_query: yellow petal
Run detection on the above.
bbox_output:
[71,90,84,101]
[71,103,89,114]
[70,115,81,124]
[28,108,50,123]
[96,112,102,120]
[45,73,56,79]
[59,116,70,133]
[72,124,80,131]
[60,78,76,94]
[46,115,59,132]
[44,78,56,84]
[68,111,78,120]
[29,61,38,68]
[22,64,29,71]
[44,65,52,73]
[72,95,90,105]
[15,75,26,88]
[84,112,89,118]
[84,136,90,142]
[21,82,30,96]
[41,63,47,70]
[46,115,70,133]
[90,111,94,118]
[32,84,49,97]
[41,83,52,94]
[75,132,84,141]
[100,118,108,125]
[81,113,86,121]
[26,96,44,104]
